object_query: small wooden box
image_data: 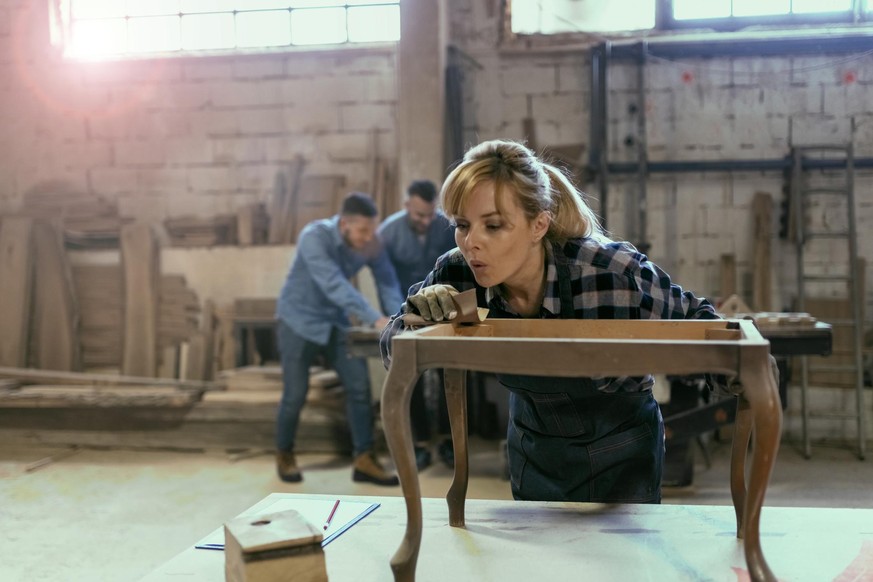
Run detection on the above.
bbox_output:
[224,509,328,582]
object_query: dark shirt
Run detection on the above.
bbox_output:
[377,209,456,296]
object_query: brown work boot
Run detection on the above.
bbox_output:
[276,451,302,483]
[352,451,399,486]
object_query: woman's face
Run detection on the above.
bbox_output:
[452,181,548,290]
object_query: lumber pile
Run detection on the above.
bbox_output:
[0,367,210,411]
[19,181,127,249]
[234,298,277,322]
[73,265,123,368]
[159,275,202,352]
[163,215,238,247]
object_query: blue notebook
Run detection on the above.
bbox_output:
[195,498,381,550]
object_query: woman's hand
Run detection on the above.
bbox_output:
[407,284,459,322]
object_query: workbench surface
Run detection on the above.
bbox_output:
[140,493,872,582]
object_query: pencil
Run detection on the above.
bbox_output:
[323,499,340,530]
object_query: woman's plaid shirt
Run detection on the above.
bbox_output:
[380,236,724,394]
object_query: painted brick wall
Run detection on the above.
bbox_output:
[0,1,397,222]
[449,0,873,319]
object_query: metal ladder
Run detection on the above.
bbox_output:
[791,144,866,460]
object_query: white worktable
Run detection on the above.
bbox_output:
[140,493,873,582]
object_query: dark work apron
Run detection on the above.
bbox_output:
[497,255,664,504]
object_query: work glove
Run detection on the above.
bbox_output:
[407,284,459,322]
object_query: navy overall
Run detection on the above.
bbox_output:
[497,257,664,504]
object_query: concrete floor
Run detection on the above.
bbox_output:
[1,438,871,582]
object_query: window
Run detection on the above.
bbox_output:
[53,0,401,60]
[673,0,852,20]
[510,0,870,35]
[511,0,656,34]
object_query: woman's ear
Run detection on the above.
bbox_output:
[532,211,550,242]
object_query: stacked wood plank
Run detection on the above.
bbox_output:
[20,182,126,249]
[164,215,237,247]
[234,298,277,321]
[72,265,123,368]
[159,275,201,352]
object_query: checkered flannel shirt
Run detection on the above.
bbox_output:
[380,236,725,394]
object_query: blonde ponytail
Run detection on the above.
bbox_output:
[441,139,605,244]
[541,164,605,242]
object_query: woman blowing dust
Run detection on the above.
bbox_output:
[380,139,726,503]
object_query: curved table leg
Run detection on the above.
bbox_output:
[730,395,752,538]
[444,369,469,527]
[738,352,783,582]
[381,355,422,582]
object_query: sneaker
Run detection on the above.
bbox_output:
[414,446,432,471]
[276,451,302,483]
[352,451,399,486]
[437,438,454,468]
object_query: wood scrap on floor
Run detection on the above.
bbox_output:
[24,446,80,473]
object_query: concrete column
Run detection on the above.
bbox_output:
[396,0,447,209]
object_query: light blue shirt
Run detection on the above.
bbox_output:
[276,215,404,345]
[377,209,456,296]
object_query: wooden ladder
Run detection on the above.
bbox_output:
[791,144,867,460]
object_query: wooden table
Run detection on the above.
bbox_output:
[381,319,782,581]
[140,493,873,582]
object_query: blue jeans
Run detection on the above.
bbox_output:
[275,321,374,456]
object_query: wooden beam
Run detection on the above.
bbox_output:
[752,192,773,311]
[0,218,34,367]
[121,223,159,377]
[0,365,218,390]
[30,220,82,371]
[719,254,736,299]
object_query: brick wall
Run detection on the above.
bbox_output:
[450,0,873,319]
[0,1,397,222]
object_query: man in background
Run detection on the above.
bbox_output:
[378,180,457,469]
[275,192,404,485]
